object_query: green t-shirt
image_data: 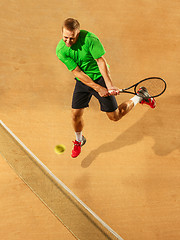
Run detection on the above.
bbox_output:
[56,30,106,81]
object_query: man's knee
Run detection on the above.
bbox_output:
[108,115,119,121]
[72,109,84,122]
[106,110,120,121]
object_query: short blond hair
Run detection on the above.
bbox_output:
[62,18,80,31]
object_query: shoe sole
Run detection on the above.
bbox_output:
[81,136,86,147]
[138,87,153,102]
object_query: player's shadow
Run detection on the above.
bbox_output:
[81,95,180,168]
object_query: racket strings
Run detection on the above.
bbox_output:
[136,78,166,97]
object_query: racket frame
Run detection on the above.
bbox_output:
[119,77,167,98]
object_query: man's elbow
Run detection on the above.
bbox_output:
[95,56,106,63]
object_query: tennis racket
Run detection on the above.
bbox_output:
[118,77,167,99]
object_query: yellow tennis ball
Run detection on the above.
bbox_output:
[54,144,66,154]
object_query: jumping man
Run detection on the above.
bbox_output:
[56,18,156,158]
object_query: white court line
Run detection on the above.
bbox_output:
[0,120,124,240]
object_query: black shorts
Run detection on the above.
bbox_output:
[72,76,118,112]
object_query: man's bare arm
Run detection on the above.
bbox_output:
[72,66,109,97]
[95,56,120,95]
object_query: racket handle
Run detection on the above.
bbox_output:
[108,89,121,95]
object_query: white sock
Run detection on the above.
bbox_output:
[130,95,143,107]
[75,132,82,142]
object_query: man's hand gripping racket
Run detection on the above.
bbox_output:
[108,77,167,100]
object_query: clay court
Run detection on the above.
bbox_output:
[0,0,180,239]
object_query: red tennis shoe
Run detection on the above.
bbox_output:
[71,140,81,158]
[137,87,156,109]
[71,136,86,158]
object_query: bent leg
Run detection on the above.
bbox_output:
[106,100,134,121]
[72,108,84,132]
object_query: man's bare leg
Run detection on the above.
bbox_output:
[72,108,84,132]
[71,108,85,158]
[106,99,134,121]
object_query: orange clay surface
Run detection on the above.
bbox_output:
[0,0,180,240]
